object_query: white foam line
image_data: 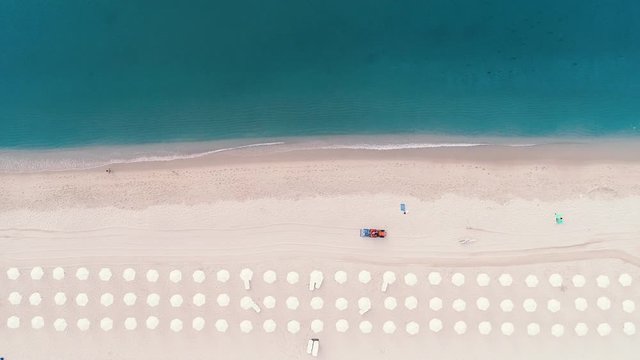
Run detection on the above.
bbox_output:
[314,143,538,151]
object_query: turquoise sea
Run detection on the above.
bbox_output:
[1,0,639,150]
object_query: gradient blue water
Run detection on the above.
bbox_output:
[1,0,639,148]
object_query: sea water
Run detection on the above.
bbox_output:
[1,0,639,150]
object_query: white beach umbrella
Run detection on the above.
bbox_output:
[310,297,324,310]
[551,324,564,337]
[381,271,396,292]
[500,299,514,312]
[240,268,253,290]
[54,292,67,306]
[335,297,348,311]
[146,316,159,330]
[428,297,442,311]
[623,300,635,313]
[428,271,442,285]
[170,319,183,333]
[123,292,137,306]
[124,317,137,330]
[476,273,490,287]
[287,320,300,334]
[215,319,228,333]
[429,318,443,333]
[263,270,277,284]
[359,320,373,334]
[6,267,20,280]
[404,272,418,286]
[575,323,588,336]
[146,269,159,282]
[547,299,561,313]
[239,320,252,333]
[336,319,349,333]
[286,296,299,310]
[240,296,253,310]
[452,298,466,312]
[192,317,205,331]
[7,316,20,329]
[572,274,586,287]
[358,270,371,284]
[523,298,537,312]
[263,296,276,309]
[525,274,539,288]
[101,317,114,331]
[454,321,467,335]
[193,293,206,307]
[476,297,490,311]
[77,318,90,331]
[31,266,44,280]
[575,297,588,311]
[384,297,397,310]
[405,296,418,310]
[309,270,324,290]
[451,273,465,287]
[501,322,514,336]
[52,267,65,280]
[29,292,42,306]
[147,293,160,307]
[406,321,420,335]
[217,293,230,307]
[498,273,513,287]
[75,267,89,281]
[216,269,230,283]
[383,321,396,334]
[75,293,89,307]
[31,316,44,330]
[99,268,112,281]
[8,292,22,305]
[527,323,540,336]
[596,275,610,288]
[192,270,206,283]
[263,319,276,333]
[548,273,562,287]
[123,268,136,282]
[101,293,114,307]
[597,323,611,336]
[334,270,348,284]
[597,296,611,310]
[286,271,299,284]
[623,322,636,336]
[170,294,184,307]
[619,273,633,287]
[478,321,492,335]
[358,297,372,315]
[54,318,67,332]
[311,319,324,333]
[169,270,182,283]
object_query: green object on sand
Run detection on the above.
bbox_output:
[555,213,564,224]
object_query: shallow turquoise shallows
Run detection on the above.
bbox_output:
[1,0,639,148]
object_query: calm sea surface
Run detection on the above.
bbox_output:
[1,0,639,148]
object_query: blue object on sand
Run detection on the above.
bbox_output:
[555,213,564,224]
[400,203,406,213]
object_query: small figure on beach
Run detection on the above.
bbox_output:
[400,203,407,215]
[555,213,564,224]
[106,168,112,174]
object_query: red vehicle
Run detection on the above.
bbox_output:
[360,229,387,238]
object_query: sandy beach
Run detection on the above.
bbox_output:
[1,143,640,359]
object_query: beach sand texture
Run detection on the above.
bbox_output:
[1,146,639,359]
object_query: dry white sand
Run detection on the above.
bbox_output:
[1,145,640,359]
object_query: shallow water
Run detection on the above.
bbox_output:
[1,0,639,148]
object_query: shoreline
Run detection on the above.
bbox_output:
[1,134,639,173]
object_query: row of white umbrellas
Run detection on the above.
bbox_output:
[7,267,634,288]
[7,291,636,314]
[5,316,636,336]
